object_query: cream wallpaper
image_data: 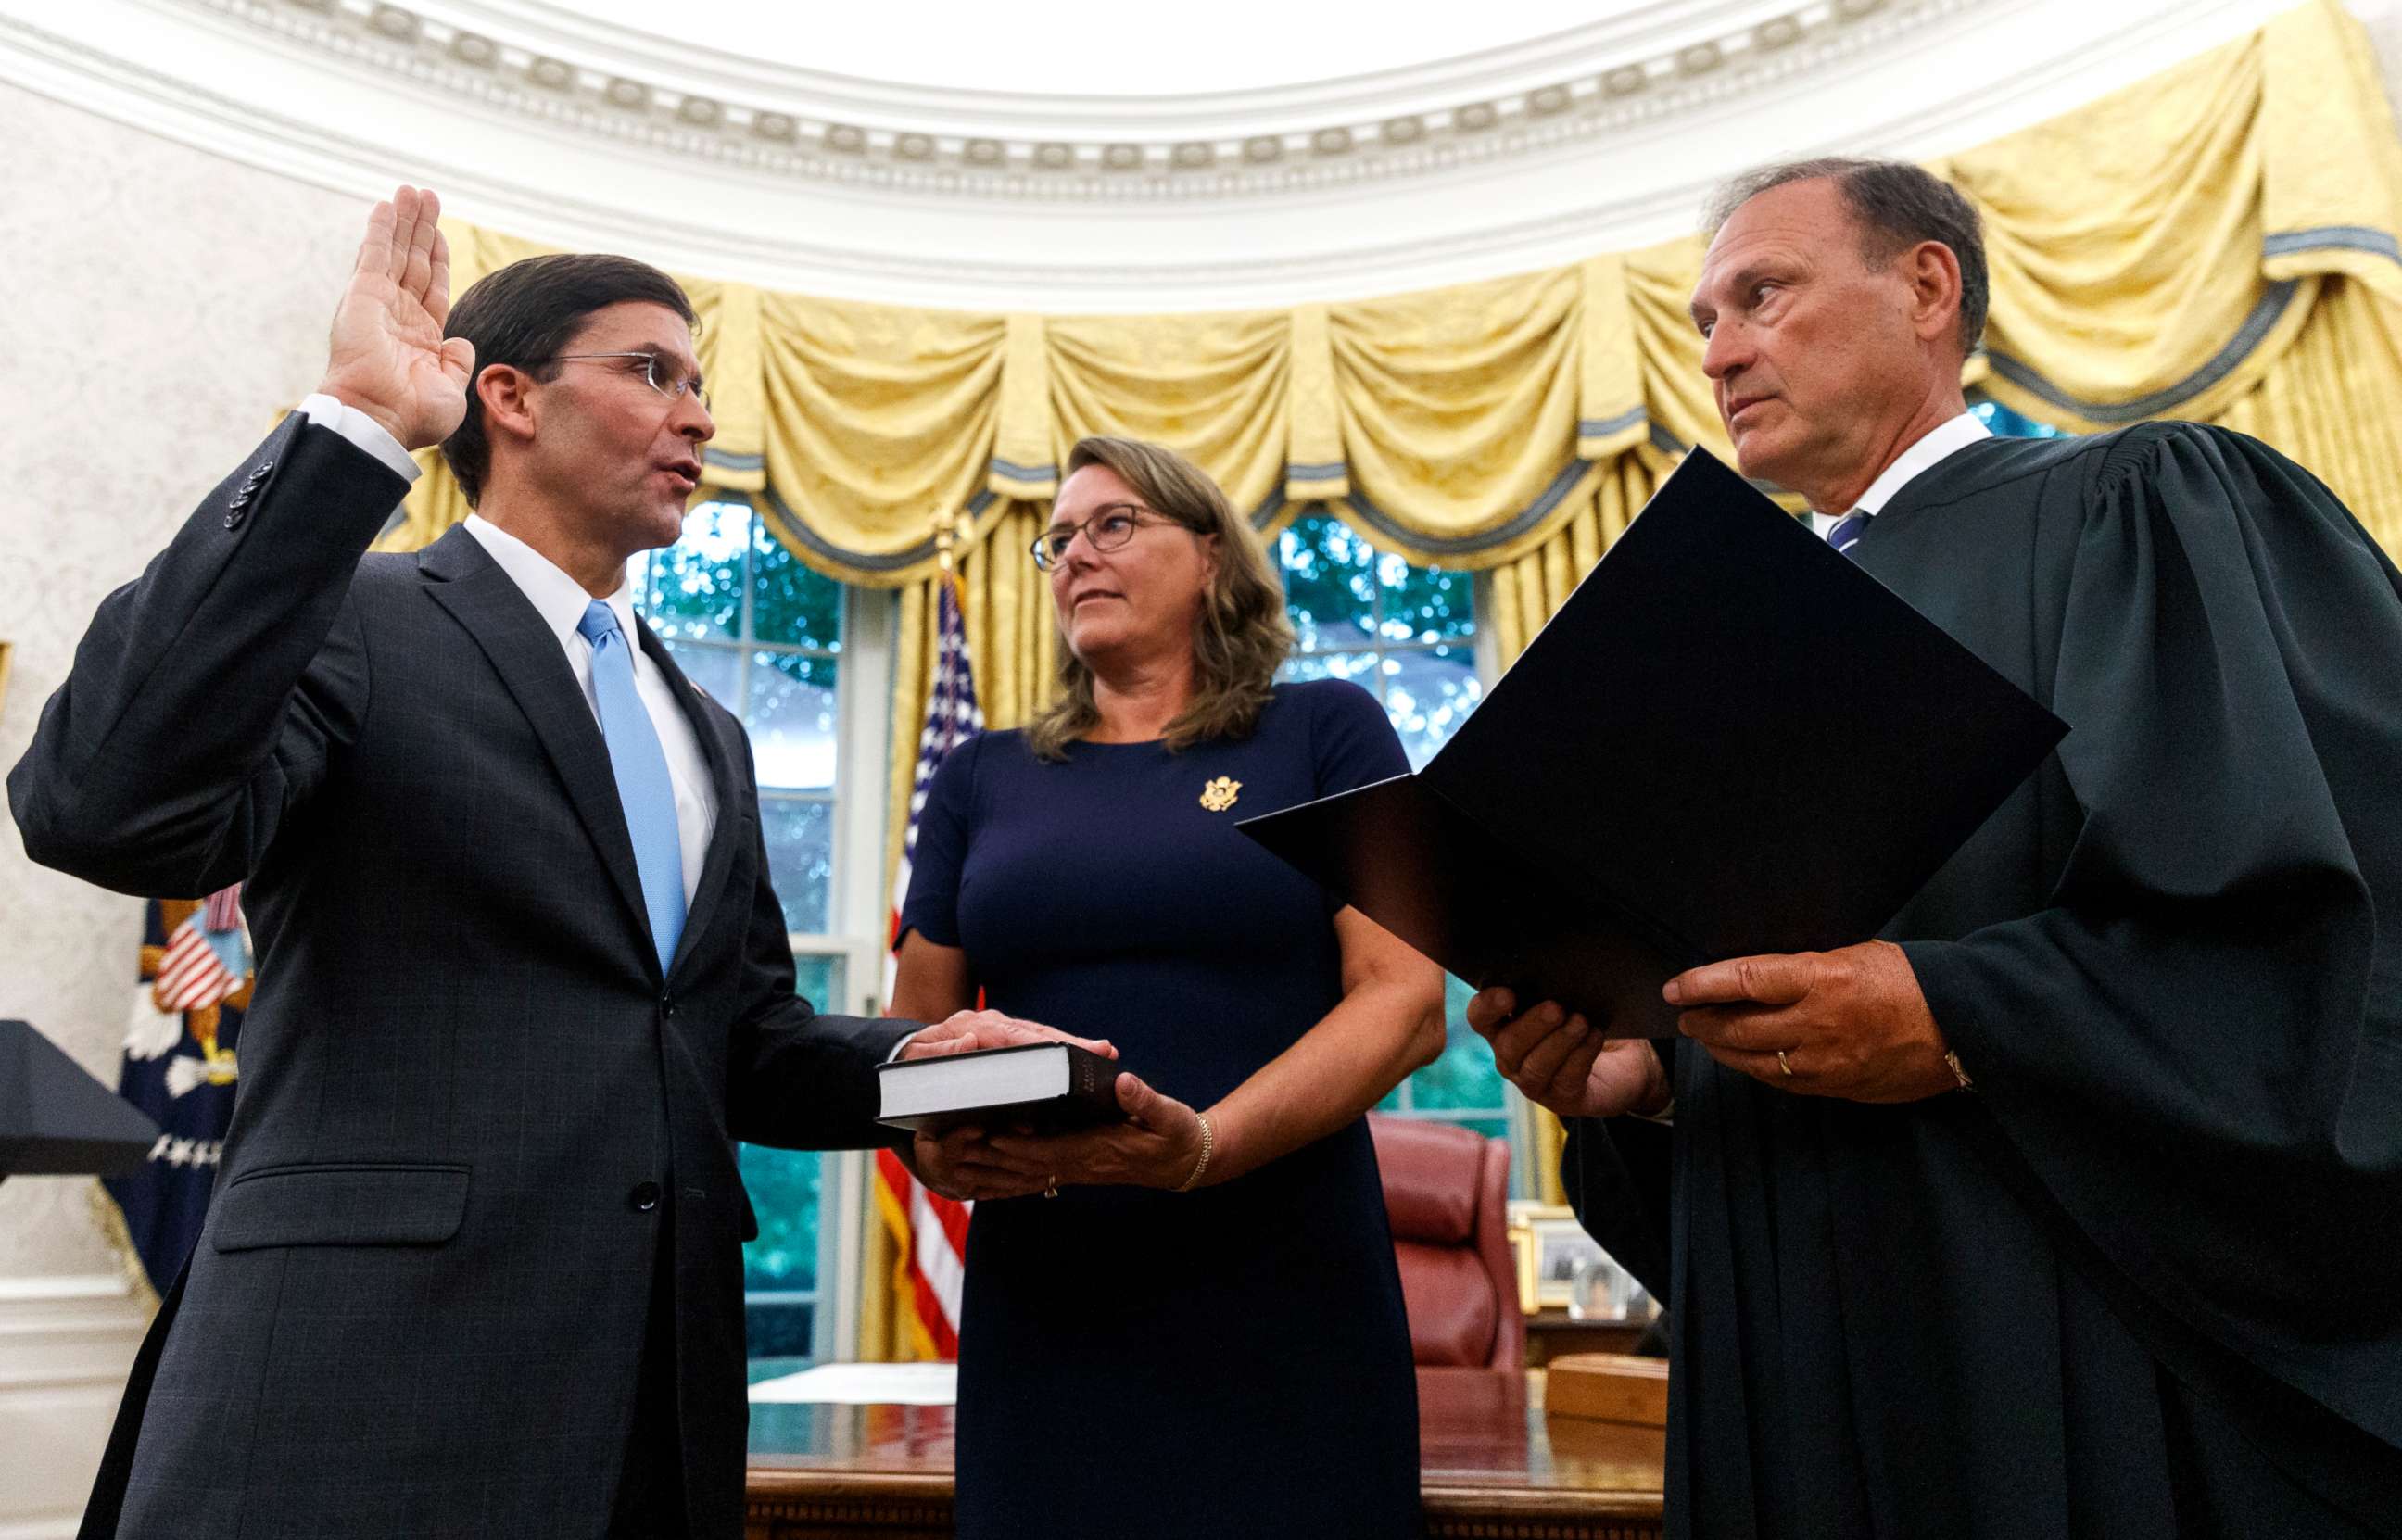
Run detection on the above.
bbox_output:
[0,81,360,1282]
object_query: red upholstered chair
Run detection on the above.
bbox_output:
[1368,1114,1525,1370]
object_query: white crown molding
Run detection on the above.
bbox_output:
[0,0,2297,309]
[168,0,1991,196]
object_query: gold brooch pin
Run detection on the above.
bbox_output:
[1199,776,1242,813]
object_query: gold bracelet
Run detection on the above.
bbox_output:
[1176,1112,1214,1192]
[1944,1049,1974,1092]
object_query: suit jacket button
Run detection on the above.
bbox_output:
[662,996,679,1018]
[222,510,247,531]
[630,1180,663,1212]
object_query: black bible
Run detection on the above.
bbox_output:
[877,1042,1127,1135]
[1236,448,2067,1038]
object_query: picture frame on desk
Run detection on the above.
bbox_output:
[1508,1201,1610,1312]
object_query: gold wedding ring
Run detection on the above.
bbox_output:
[1776,1050,1795,1079]
[1043,1174,1058,1199]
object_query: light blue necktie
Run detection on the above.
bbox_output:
[1827,510,1869,559]
[578,601,686,972]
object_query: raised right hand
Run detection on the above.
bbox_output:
[1466,987,1669,1118]
[314,185,475,451]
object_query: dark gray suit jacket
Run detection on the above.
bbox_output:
[10,414,916,1539]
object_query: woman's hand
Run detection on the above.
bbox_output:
[909,1124,1058,1204]
[980,1072,1211,1193]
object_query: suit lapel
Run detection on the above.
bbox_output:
[638,617,748,983]
[417,527,657,974]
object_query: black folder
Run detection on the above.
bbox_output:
[1237,448,2067,1038]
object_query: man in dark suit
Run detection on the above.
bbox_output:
[12,186,1096,1539]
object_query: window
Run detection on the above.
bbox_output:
[1276,514,1482,769]
[1971,398,2069,439]
[634,497,890,1378]
[1273,515,1517,1157]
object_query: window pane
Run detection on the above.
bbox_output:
[739,1143,820,1291]
[1452,1115,1511,1146]
[761,797,835,933]
[1409,977,1509,1111]
[744,1303,815,1378]
[1410,1026,1511,1112]
[645,499,751,643]
[1277,515,1376,651]
[792,951,848,1014]
[749,652,840,791]
[1383,644,1483,769]
[1971,398,2068,440]
[1279,649,1382,691]
[1385,561,1475,643]
[659,637,740,712]
[752,519,843,651]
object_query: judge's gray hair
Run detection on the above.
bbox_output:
[1706,158,1988,358]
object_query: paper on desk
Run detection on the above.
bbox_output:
[747,1361,959,1405]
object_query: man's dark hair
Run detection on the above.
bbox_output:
[438,253,699,506]
[1705,158,1988,357]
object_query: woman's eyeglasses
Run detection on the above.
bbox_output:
[1030,504,1178,570]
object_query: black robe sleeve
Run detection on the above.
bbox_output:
[1559,1039,1677,1299]
[1900,423,2402,1462]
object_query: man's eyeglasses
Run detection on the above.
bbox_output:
[1030,504,1179,570]
[550,351,712,413]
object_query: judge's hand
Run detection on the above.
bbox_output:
[979,1073,1209,1194]
[1666,940,1960,1103]
[1466,989,1670,1119]
[314,185,476,451]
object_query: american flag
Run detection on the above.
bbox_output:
[109,892,249,1294]
[153,884,247,1013]
[876,571,983,1358]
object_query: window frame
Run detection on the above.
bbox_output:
[633,500,898,1370]
[1273,514,1536,1194]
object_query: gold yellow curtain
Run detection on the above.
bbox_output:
[389,0,2399,582]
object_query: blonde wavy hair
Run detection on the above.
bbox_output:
[1026,437,1295,760]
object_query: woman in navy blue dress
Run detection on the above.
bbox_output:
[891,435,1446,1539]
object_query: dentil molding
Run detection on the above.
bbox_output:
[0,0,2302,309]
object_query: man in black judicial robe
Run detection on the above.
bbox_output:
[1469,158,2402,1538]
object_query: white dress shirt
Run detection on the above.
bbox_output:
[297,394,718,906]
[1808,411,1995,540]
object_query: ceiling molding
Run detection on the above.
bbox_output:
[0,0,2298,310]
[165,0,1978,201]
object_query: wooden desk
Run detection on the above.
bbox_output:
[1523,1309,1657,1368]
[747,1366,1663,1539]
